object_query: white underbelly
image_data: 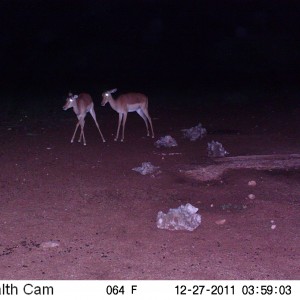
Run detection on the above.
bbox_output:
[127,103,141,112]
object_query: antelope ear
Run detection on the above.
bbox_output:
[74,95,78,99]
[110,88,117,94]
[68,92,73,97]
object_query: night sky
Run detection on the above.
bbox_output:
[1,0,300,98]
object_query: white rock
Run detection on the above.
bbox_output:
[248,180,257,186]
[215,219,226,225]
[40,241,60,249]
[132,162,160,175]
[156,203,201,231]
[154,135,178,148]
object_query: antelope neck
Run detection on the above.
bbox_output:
[108,96,118,111]
[72,99,80,115]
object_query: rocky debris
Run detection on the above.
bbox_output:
[181,123,207,141]
[132,162,160,175]
[154,135,178,148]
[207,140,229,157]
[156,203,201,231]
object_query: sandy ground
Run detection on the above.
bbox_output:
[0,96,299,280]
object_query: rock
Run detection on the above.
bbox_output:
[157,203,201,231]
[154,135,178,148]
[215,219,226,225]
[181,123,207,141]
[40,241,60,249]
[132,162,160,175]
[207,141,229,158]
[248,180,257,186]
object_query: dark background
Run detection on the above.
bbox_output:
[1,0,300,109]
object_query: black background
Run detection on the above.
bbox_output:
[1,0,300,105]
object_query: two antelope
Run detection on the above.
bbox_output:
[63,89,154,144]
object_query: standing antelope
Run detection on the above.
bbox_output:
[101,88,154,142]
[63,92,106,145]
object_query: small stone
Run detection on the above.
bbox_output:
[248,194,256,200]
[215,219,226,225]
[40,241,60,249]
[271,224,276,230]
[248,180,257,186]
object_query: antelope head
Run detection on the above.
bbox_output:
[63,94,78,110]
[101,88,117,106]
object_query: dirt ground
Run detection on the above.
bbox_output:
[0,94,299,280]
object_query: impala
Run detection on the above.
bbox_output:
[63,92,106,145]
[101,88,154,142]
